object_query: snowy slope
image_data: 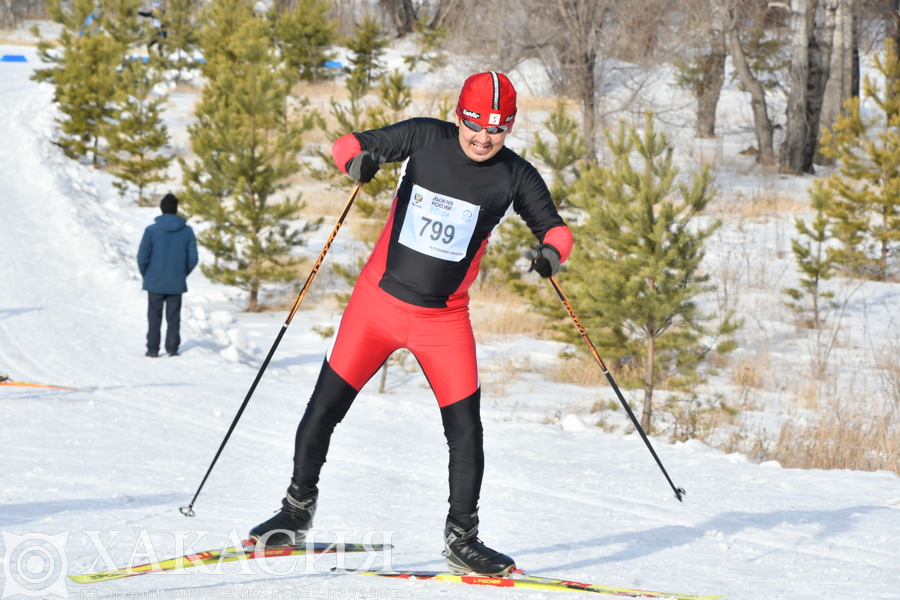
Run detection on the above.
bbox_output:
[2,43,900,600]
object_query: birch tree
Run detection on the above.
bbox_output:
[816,0,857,165]
[779,0,837,174]
[727,5,776,165]
[779,0,812,173]
[696,0,728,138]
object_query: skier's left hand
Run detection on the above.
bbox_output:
[529,243,561,278]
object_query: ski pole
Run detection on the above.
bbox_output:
[180,182,364,517]
[547,275,686,502]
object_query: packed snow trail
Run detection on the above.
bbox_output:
[1,43,900,600]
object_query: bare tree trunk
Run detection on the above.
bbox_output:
[428,0,460,29]
[727,10,776,165]
[779,0,810,174]
[695,0,726,138]
[816,0,855,165]
[893,0,900,63]
[0,0,15,32]
[851,8,859,97]
[379,0,417,37]
[333,0,361,38]
[273,0,293,14]
[551,0,605,158]
[799,0,835,172]
[379,361,388,393]
[641,332,654,432]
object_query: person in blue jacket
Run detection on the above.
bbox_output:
[137,193,198,358]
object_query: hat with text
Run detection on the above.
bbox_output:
[456,72,517,129]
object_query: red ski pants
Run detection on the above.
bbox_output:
[290,278,485,515]
[328,279,479,406]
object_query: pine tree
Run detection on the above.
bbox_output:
[32,0,130,166]
[817,39,900,282]
[269,0,337,85]
[563,112,739,432]
[782,181,837,328]
[344,14,387,93]
[528,99,588,209]
[181,0,317,311]
[402,14,448,73]
[102,0,143,47]
[179,0,253,276]
[104,59,173,205]
[156,0,202,82]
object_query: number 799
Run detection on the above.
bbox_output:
[419,217,455,244]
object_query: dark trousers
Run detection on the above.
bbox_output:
[147,292,182,354]
[292,360,484,516]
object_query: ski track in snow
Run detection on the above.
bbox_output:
[1,43,900,600]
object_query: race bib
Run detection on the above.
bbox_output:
[398,184,479,262]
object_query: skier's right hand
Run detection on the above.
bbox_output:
[346,150,382,183]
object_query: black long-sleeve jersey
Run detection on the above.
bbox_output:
[351,118,568,309]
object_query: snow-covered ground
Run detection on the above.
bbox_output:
[2,38,900,600]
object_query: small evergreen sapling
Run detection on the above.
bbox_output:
[563,112,740,432]
[32,0,130,166]
[782,181,837,328]
[105,59,173,205]
[344,14,387,93]
[269,0,338,85]
[181,0,317,311]
[817,39,900,282]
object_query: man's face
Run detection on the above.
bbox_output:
[456,116,512,162]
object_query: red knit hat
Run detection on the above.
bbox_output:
[455,72,517,129]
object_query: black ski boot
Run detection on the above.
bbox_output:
[249,485,317,548]
[442,511,515,576]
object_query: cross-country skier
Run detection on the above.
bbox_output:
[138,1,167,54]
[249,72,573,577]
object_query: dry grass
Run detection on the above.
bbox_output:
[0,35,38,45]
[541,352,608,388]
[705,350,732,370]
[766,403,899,473]
[880,348,900,411]
[667,394,741,442]
[709,189,809,219]
[469,282,552,341]
[731,355,767,388]
[479,355,537,397]
[706,374,900,476]
[791,379,821,410]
